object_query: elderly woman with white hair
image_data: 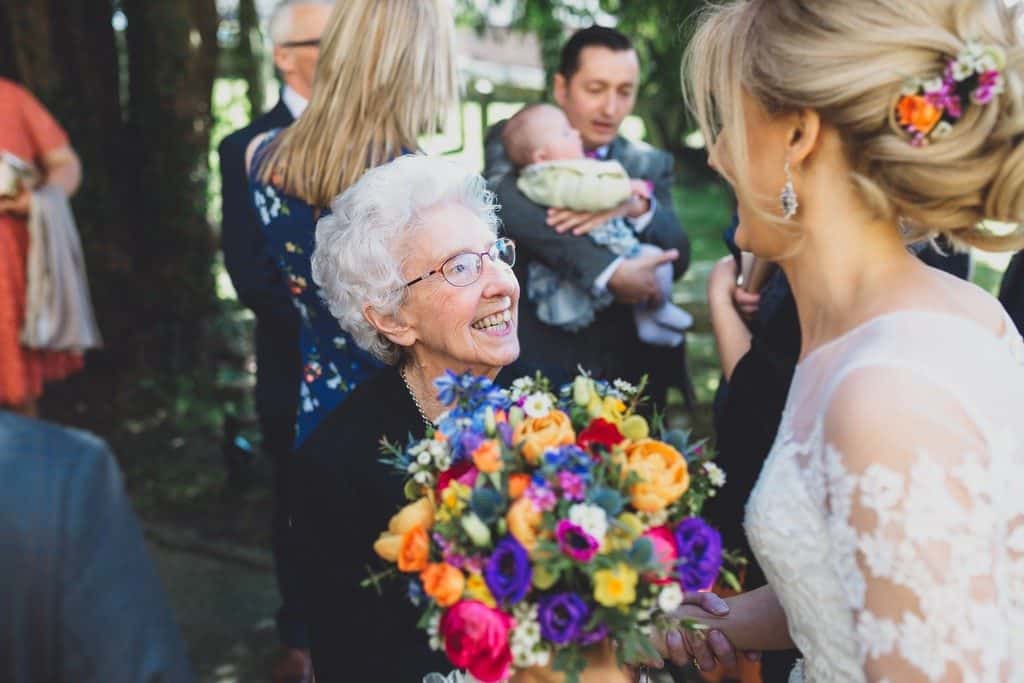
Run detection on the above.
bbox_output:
[290,154,519,681]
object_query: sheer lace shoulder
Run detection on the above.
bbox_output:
[821,364,1024,682]
[747,310,1024,683]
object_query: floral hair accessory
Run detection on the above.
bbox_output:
[895,41,1007,147]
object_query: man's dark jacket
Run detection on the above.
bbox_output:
[218,96,300,421]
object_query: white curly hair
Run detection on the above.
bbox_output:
[312,154,501,365]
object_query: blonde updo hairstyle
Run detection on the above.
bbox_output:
[684,0,1024,251]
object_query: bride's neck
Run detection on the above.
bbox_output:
[779,198,918,360]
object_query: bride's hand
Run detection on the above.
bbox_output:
[653,591,761,672]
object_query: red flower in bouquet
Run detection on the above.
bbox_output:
[440,600,514,683]
[576,418,625,454]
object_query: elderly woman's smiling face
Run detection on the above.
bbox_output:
[399,202,520,377]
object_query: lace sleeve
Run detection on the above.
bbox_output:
[821,365,1023,682]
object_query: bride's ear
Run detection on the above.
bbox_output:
[788,108,821,166]
[363,304,416,349]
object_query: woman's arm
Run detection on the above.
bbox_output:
[0,145,81,216]
[41,145,81,197]
[708,255,754,381]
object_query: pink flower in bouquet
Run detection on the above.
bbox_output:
[642,526,678,586]
[555,519,600,562]
[557,470,586,501]
[440,600,514,683]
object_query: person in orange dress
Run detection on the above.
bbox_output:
[0,78,84,416]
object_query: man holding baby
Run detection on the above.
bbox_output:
[486,25,691,406]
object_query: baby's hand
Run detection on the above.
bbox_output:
[629,179,653,199]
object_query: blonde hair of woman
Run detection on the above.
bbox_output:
[259,0,458,206]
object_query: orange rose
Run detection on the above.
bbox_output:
[420,562,466,607]
[397,525,429,573]
[374,497,435,563]
[472,439,503,474]
[620,439,690,512]
[897,95,941,134]
[513,410,575,464]
[508,473,531,500]
[506,497,543,553]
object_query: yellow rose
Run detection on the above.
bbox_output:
[506,497,543,553]
[513,410,575,464]
[373,498,435,562]
[594,563,638,607]
[620,439,690,512]
[389,497,435,534]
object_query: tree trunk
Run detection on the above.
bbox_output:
[2,0,220,375]
[238,0,265,118]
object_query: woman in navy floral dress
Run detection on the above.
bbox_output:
[246,0,459,448]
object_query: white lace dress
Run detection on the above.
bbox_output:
[745,310,1024,682]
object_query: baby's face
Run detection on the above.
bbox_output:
[533,109,585,162]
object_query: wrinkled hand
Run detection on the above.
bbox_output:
[607,248,679,305]
[655,591,761,673]
[546,194,645,236]
[0,190,30,217]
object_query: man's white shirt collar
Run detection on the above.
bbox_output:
[282,86,308,119]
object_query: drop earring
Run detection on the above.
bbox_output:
[780,161,799,219]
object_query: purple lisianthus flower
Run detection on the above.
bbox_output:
[538,592,590,645]
[673,517,723,591]
[972,86,994,105]
[577,622,609,647]
[555,520,599,562]
[557,471,586,501]
[484,536,532,604]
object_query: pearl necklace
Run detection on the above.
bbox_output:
[400,365,433,430]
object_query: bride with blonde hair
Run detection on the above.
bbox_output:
[659,0,1024,680]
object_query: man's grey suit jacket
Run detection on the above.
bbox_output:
[485,119,691,388]
[0,413,194,683]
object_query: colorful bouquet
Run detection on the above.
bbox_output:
[370,371,730,683]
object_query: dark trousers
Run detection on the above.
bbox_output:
[261,412,309,649]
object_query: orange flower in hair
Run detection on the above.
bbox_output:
[897,95,942,135]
